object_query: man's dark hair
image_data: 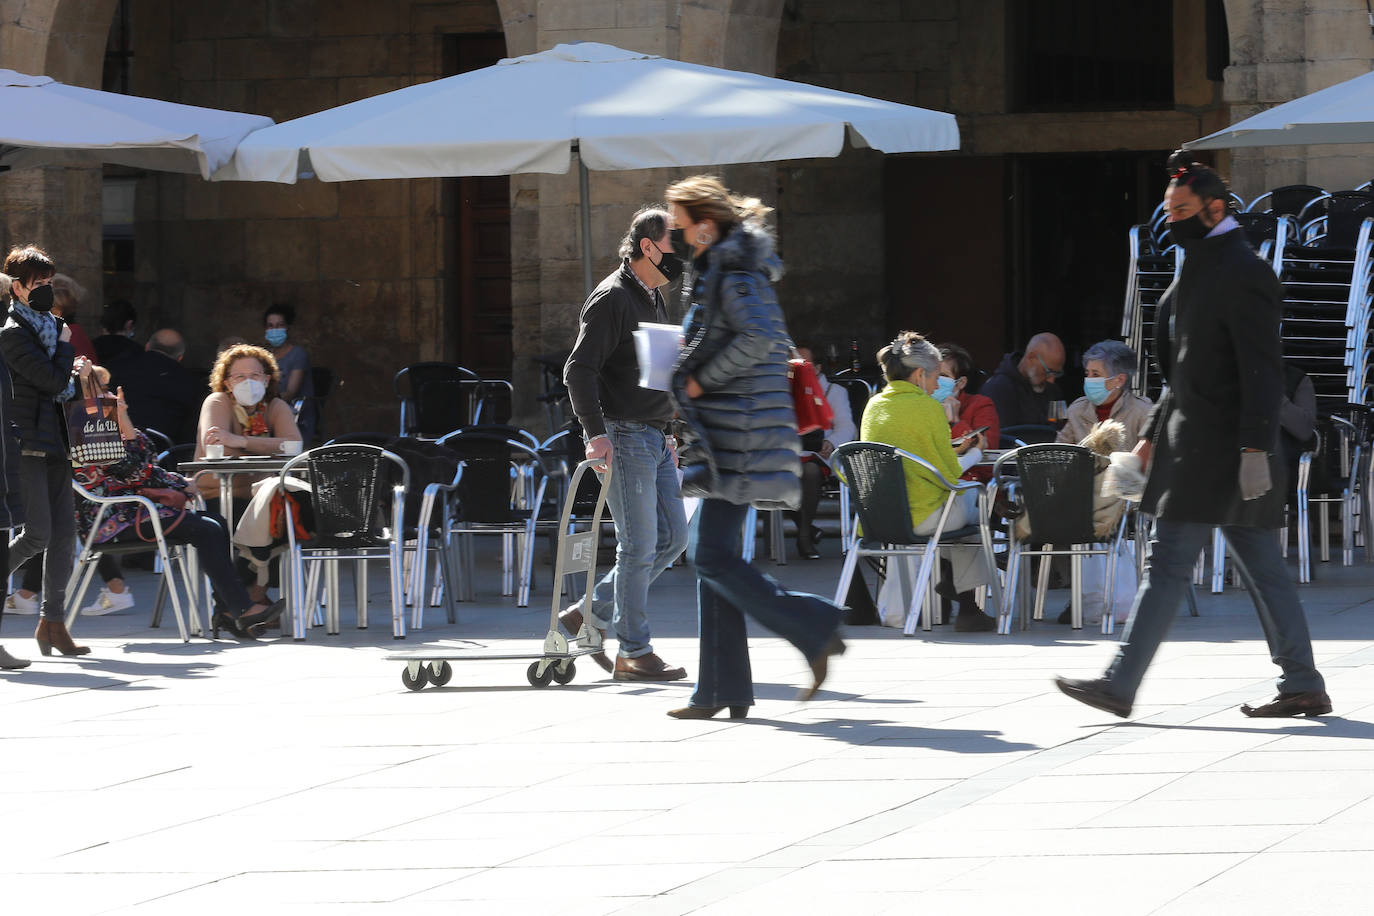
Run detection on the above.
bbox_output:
[1166,149,1230,206]
[2,245,55,288]
[618,207,670,261]
[101,299,137,334]
[264,303,296,325]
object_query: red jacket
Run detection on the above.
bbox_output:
[950,391,999,481]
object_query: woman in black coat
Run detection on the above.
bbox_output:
[666,176,844,720]
[1056,154,1328,720]
[1,245,88,658]
[0,274,28,669]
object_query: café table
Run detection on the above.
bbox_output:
[179,455,297,527]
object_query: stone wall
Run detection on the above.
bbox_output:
[125,0,507,434]
[0,0,119,316]
[1222,0,1374,201]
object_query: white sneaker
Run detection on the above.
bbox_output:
[81,587,136,616]
[5,592,39,615]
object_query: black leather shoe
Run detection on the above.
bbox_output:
[1240,690,1332,718]
[1054,676,1132,718]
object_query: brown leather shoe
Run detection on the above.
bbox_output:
[613,653,687,681]
[1240,690,1332,718]
[558,607,612,673]
[1054,676,1131,718]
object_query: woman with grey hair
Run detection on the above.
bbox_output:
[859,331,995,631]
[1058,339,1153,445]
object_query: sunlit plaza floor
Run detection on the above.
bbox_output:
[3,530,1373,914]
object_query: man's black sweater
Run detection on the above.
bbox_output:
[563,260,674,439]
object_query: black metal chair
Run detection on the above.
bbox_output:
[1248,184,1328,217]
[437,428,547,607]
[993,444,1131,634]
[832,441,1000,635]
[394,363,480,438]
[279,444,409,639]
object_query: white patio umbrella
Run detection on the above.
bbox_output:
[0,69,273,179]
[1186,69,1374,150]
[214,42,959,291]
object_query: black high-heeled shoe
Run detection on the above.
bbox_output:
[212,611,253,640]
[667,705,749,720]
[799,634,847,701]
[238,598,286,631]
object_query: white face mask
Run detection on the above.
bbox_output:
[232,378,266,407]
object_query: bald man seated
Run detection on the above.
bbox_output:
[980,332,1065,432]
[109,328,204,444]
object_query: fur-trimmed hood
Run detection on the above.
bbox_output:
[702,220,784,283]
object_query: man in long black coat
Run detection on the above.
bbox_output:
[1056,156,1329,719]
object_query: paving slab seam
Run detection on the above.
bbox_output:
[624,665,1355,914]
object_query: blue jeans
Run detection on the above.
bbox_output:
[688,498,843,708]
[580,421,687,658]
[1105,519,1325,702]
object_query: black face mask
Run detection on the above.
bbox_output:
[26,284,54,312]
[668,227,694,261]
[651,247,685,284]
[1167,212,1212,246]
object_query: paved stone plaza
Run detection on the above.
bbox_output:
[3,540,1373,915]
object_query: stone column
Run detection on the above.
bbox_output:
[0,0,118,310]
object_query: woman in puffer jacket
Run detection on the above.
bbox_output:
[666,175,845,720]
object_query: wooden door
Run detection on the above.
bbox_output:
[445,34,511,379]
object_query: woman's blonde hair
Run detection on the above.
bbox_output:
[210,343,281,402]
[665,175,772,237]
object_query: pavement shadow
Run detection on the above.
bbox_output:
[750,716,1041,752]
[74,656,217,679]
[1122,715,1372,739]
[121,640,250,656]
[0,668,160,689]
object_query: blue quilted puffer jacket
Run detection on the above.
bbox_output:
[671,222,800,510]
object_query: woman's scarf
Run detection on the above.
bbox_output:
[233,400,271,438]
[12,299,75,401]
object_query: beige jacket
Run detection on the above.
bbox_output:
[1057,390,1153,446]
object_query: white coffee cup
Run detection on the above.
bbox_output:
[280,440,303,456]
[204,443,225,460]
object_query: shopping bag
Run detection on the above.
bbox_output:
[65,373,124,466]
[790,358,834,435]
[1080,541,1138,624]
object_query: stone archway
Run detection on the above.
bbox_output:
[0,0,120,306]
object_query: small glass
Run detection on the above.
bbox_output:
[1047,400,1068,426]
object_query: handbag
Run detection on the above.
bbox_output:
[789,357,834,435]
[133,488,189,541]
[65,373,125,466]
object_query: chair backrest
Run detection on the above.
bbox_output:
[298,444,408,543]
[999,424,1057,449]
[1235,211,1278,249]
[157,442,197,473]
[833,441,956,545]
[439,429,541,524]
[393,362,478,399]
[412,378,480,438]
[325,431,392,447]
[143,427,173,455]
[1321,191,1374,248]
[1004,443,1097,544]
[1256,184,1328,217]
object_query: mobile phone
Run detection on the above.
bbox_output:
[952,425,990,445]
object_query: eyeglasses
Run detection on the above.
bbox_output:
[228,372,268,384]
[1034,353,1063,380]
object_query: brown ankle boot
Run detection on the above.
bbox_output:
[35,618,90,657]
